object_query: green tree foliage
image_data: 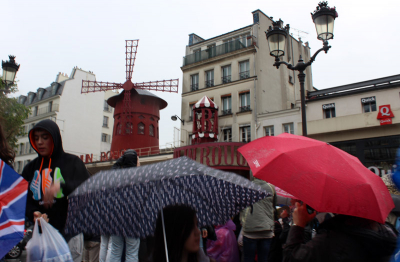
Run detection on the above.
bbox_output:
[0,81,30,149]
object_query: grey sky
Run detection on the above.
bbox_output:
[2,0,399,146]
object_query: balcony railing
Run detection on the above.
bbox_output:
[239,105,251,112]
[183,37,255,66]
[222,76,231,84]
[205,80,214,88]
[239,71,250,80]
[221,109,232,115]
[28,104,59,118]
[191,83,199,91]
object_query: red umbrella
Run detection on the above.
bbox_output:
[238,133,394,224]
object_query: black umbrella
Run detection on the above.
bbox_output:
[65,157,269,238]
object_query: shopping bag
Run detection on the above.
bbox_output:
[26,218,73,262]
[26,219,44,262]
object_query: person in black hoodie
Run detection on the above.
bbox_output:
[22,119,90,262]
[283,202,398,262]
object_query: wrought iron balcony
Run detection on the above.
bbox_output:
[221,109,232,115]
[239,105,251,112]
[191,84,199,91]
[183,37,255,66]
[205,80,214,88]
[222,76,231,84]
[239,71,250,80]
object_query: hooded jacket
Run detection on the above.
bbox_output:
[22,119,89,237]
[283,215,398,262]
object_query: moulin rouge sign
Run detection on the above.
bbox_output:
[173,142,249,169]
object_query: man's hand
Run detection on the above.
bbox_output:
[43,182,60,208]
[33,211,49,225]
[292,202,316,228]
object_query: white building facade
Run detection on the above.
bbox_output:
[179,10,313,145]
[14,67,116,173]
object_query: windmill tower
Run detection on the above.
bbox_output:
[81,40,179,155]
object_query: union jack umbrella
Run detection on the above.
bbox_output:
[0,159,28,258]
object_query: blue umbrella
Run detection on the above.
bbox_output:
[65,156,269,238]
[0,159,28,258]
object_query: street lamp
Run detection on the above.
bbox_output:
[171,115,184,125]
[266,1,338,136]
[1,55,20,94]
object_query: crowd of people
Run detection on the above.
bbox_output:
[1,119,400,262]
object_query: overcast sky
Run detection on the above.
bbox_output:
[2,0,399,147]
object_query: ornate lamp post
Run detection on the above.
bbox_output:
[265,1,338,136]
[1,55,20,94]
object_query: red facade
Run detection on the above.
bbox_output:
[108,89,167,155]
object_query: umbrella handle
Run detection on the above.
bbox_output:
[161,207,169,262]
[156,182,169,262]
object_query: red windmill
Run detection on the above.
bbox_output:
[81,40,179,157]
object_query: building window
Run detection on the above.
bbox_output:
[189,103,195,121]
[206,44,216,58]
[239,61,250,79]
[149,124,154,137]
[221,95,232,115]
[191,74,199,91]
[19,143,25,155]
[116,123,122,135]
[101,133,110,142]
[33,106,38,116]
[322,103,336,119]
[126,122,133,134]
[205,70,214,87]
[283,123,294,134]
[239,91,251,112]
[103,116,109,127]
[264,126,274,136]
[104,100,111,112]
[222,65,231,84]
[240,126,251,142]
[138,122,145,135]
[222,128,232,142]
[188,134,192,145]
[362,96,376,113]
[49,101,53,112]
[193,48,201,62]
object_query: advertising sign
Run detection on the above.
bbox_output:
[377,104,394,126]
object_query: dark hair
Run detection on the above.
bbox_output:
[153,204,198,262]
[0,124,15,166]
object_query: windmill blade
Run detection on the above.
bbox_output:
[126,40,139,81]
[81,80,123,93]
[134,79,179,93]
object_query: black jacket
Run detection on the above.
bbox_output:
[22,119,89,237]
[283,215,398,262]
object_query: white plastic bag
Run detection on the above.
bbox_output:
[26,218,44,262]
[26,217,73,262]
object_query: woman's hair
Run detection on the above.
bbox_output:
[153,204,198,262]
[0,124,15,166]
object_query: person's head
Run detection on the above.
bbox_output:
[153,204,200,262]
[0,124,15,166]
[31,128,54,158]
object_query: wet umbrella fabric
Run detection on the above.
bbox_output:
[238,133,394,224]
[65,157,268,238]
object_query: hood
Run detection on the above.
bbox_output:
[29,119,64,159]
[112,149,138,169]
[321,215,398,258]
